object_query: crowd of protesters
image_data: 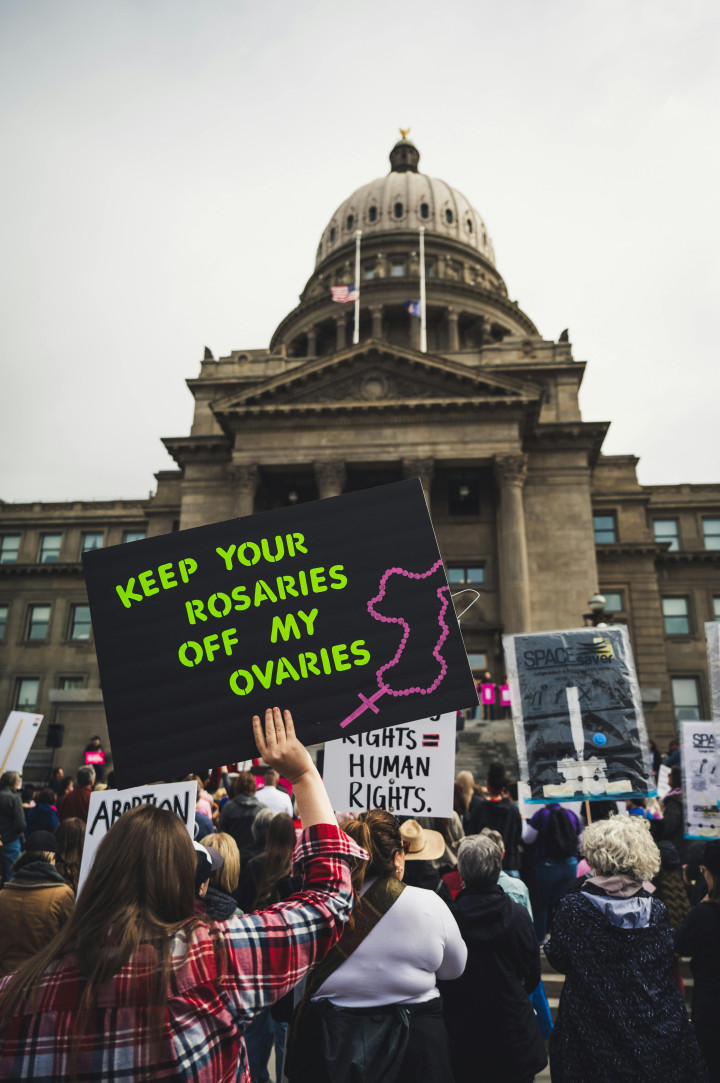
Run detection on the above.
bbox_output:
[0,728,718,1082]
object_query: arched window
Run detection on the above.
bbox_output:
[445,209,454,224]
[466,218,473,233]
[330,227,336,242]
[368,206,378,223]
[420,202,429,219]
[394,202,403,219]
[346,214,354,230]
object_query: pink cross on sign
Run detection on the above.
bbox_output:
[481,683,495,705]
[500,684,511,706]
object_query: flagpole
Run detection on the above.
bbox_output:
[353,230,362,345]
[419,227,427,353]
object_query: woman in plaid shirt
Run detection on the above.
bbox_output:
[0,708,367,1082]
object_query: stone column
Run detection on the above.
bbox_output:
[494,454,531,634]
[227,464,259,518]
[370,304,383,340]
[447,307,460,351]
[403,457,434,504]
[314,460,346,499]
[335,316,347,351]
[306,325,317,356]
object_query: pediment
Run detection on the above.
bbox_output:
[212,341,541,417]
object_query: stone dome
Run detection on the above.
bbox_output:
[315,137,496,269]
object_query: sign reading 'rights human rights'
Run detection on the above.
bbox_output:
[83,480,478,787]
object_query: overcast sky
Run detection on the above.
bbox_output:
[1,0,718,503]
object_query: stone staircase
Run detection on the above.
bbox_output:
[454,716,520,780]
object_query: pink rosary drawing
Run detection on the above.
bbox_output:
[339,557,451,729]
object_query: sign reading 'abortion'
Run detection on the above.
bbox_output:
[83,480,477,787]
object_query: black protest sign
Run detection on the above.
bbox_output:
[83,480,478,787]
[503,626,654,803]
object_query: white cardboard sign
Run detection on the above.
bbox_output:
[323,713,456,817]
[706,622,720,720]
[0,712,43,775]
[681,720,720,840]
[77,781,196,896]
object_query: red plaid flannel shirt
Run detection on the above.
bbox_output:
[0,823,366,1081]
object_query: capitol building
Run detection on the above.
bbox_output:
[1,135,718,776]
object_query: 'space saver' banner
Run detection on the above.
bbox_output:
[504,625,655,803]
[83,480,478,787]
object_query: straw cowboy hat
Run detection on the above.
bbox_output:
[400,819,446,861]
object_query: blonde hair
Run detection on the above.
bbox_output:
[455,771,476,815]
[582,814,660,882]
[200,832,241,894]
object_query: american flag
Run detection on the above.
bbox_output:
[331,284,359,303]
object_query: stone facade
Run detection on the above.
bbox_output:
[1,137,718,781]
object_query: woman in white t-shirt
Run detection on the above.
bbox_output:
[287,808,466,1083]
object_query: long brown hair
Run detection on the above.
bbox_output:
[342,809,402,920]
[254,813,296,908]
[0,805,217,1076]
[55,816,86,895]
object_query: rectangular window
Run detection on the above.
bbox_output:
[467,652,488,672]
[703,518,720,550]
[448,479,480,516]
[390,260,405,277]
[447,566,485,585]
[653,519,680,551]
[69,604,92,641]
[662,597,690,635]
[601,591,623,612]
[363,265,375,280]
[27,604,50,641]
[39,534,62,563]
[424,261,435,278]
[59,676,84,690]
[123,530,146,544]
[81,532,104,554]
[0,535,20,563]
[15,678,39,710]
[714,596,720,621]
[0,604,7,639]
[671,677,700,721]
[593,514,616,544]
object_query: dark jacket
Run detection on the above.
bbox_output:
[237,852,293,912]
[466,798,522,871]
[439,884,546,1083]
[25,802,60,835]
[660,794,688,862]
[546,884,708,1082]
[675,901,720,1077]
[217,793,261,861]
[0,787,25,844]
[202,884,243,922]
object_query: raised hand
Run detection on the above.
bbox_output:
[252,708,314,785]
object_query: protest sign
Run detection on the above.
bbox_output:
[0,711,43,775]
[500,684,511,707]
[657,764,671,799]
[77,781,196,895]
[323,712,456,816]
[83,480,478,787]
[681,720,720,840]
[706,622,720,719]
[480,684,495,705]
[504,626,654,804]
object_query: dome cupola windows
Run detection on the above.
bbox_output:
[368,205,378,223]
[445,209,454,225]
[420,202,429,219]
[346,214,354,230]
[394,201,404,219]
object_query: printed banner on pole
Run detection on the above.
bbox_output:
[706,622,720,720]
[504,626,654,804]
[77,781,196,895]
[323,713,456,817]
[0,712,43,775]
[83,480,478,787]
[681,720,720,840]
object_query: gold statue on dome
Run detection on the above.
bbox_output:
[399,127,411,139]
